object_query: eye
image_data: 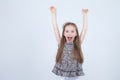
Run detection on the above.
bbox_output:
[71,30,74,33]
[66,30,69,33]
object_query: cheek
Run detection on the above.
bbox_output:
[64,32,67,37]
[75,33,77,36]
[74,32,77,36]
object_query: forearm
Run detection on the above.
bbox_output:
[80,14,88,44]
[82,14,88,30]
[52,13,58,28]
[52,13,61,44]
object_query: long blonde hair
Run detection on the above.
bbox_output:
[56,22,84,64]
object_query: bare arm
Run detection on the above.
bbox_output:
[79,9,88,44]
[50,6,61,45]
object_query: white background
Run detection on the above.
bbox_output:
[0,0,120,80]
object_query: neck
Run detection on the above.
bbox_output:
[66,41,73,44]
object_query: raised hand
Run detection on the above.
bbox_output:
[80,9,88,45]
[82,9,88,15]
[50,6,61,45]
[50,6,56,14]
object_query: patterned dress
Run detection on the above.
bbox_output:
[52,42,85,77]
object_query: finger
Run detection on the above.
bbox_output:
[50,6,54,10]
[82,9,88,13]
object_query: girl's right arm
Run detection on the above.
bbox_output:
[50,6,61,45]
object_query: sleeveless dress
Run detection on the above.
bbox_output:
[52,42,85,77]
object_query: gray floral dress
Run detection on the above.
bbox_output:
[52,42,85,77]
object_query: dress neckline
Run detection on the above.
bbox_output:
[65,42,73,45]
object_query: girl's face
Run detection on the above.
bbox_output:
[64,25,77,43]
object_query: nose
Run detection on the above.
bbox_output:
[68,33,72,36]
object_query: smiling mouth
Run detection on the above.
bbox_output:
[67,37,72,41]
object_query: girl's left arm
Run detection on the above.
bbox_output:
[79,9,88,45]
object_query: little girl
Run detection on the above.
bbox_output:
[50,6,88,80]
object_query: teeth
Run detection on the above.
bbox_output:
[67,37,72,41]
